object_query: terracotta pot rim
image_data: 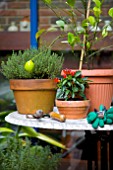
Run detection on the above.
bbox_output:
[10,79,57,90]
[55,99,90,102]
[55,99,90,107]
[61,69,113,77]
[10,79,54,81]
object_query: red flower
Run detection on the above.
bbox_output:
[63,74,67,78]
[63,69,71,75]
[70,70,76,76]
[62,69,76,76]
[54,78,60,83]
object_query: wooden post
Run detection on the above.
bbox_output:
[79,0,91,70]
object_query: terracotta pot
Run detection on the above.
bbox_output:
[81,69,113,111]
[61,69,113,112]
[10,79,57,115]
[55,99,90,119]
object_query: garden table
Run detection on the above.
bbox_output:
[5,111,113,170]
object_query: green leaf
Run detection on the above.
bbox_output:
[62,79,67,85]
[72,77,76,82]
[65,90,70,96]
[95,36,98,41]
[79,91,86,99]
[35,29,46,39]
[44,0,52,4]
[76,81,85,91]
[75,35,80,42]
[76,81,81,86]
[72,86,78,92]
[0,127,14,133]
[72,92,75,98]
[66,0,75,8]
[68,32,76,47]
[87,16,96,26]
[67,81,71,87]
[56,90,63,99]
[93,0,101,8]
[18,132,30,137]
[22,127,66,149]
[102,28,108,38]
[108,8,113,18]
[0,111,11,118]
[82,77,88,81]
[75,70,81,77]
[82,19,89,28]
[56,20,65,29]
[62,86,66,92]
[93,7,101,17]
[80,84,85,92]
[86,41,91,49]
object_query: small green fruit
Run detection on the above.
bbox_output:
[24,60,35,73]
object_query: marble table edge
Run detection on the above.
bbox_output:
[5,111,113,131]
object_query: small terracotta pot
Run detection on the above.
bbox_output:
[55,99,90,119]
[10,79,57,115]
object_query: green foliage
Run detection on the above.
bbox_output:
[108,8,113,18]
[42,0,113,69]
[1,47,64,79]
[56,20,65,30]
[66,0,75,8]
[0,137,61,170]
[55,69,90,100]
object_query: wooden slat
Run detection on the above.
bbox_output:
[0,32,30,50]
[40,31,113,51]
[0,31,113,51]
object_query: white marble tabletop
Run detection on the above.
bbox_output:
[5,111,113,131]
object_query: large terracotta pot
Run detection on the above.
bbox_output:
[10,79,57,115]
[55,99,90,119]
[81,69,113,111]
[61,69,113,112]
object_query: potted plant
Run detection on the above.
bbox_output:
[54,68,91,119]
[1,47,64,115]
[39,0,113,112]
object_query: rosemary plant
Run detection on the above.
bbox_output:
[1,47,64,79]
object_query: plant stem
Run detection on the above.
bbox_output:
[79,0,91,70]
[49,33,66,48]
[15,126,21,138]
[88,44,113,59]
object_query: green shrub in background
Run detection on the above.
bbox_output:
[0,137,62,170]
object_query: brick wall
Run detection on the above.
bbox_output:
[0,0,112,31]
[0,0,30,31]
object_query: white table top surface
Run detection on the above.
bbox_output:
[5,111,113,131]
